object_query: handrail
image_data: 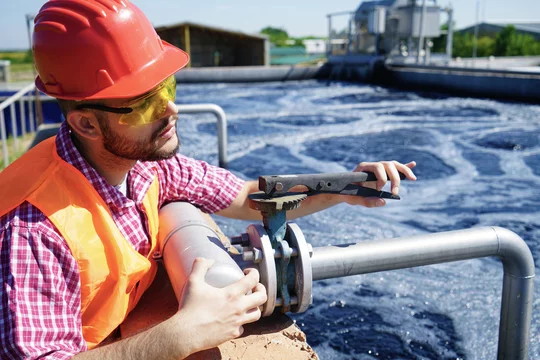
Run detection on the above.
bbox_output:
[310,226,535,359]
[0,82,37,168]
[177,104,228,168]
[0,83,36,111]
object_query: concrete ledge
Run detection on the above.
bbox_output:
[175,65,323,83]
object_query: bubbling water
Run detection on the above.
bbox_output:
[177,80,540,359]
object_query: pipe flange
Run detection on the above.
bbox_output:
[246,224,277,317]
[286,223,313,313]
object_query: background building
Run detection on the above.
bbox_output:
[304,39,327,55]
[456,22,540,41]
[155,22,269,67]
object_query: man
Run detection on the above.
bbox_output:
[0,0,416,359]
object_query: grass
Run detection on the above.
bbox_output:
[0,50,36,82]
[0,133,34,170]
[0,51,29,63]
[10,63,34,72]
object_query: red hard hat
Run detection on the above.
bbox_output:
[33,0,189,100]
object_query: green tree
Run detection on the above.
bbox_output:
[260,27,289,47]
[433,24,540,57]
[432,23,450,53]
[475,36,495,57]
[494,25,540,56]
[494,25,516,56]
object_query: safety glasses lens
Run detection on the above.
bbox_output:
[118,76,177,125]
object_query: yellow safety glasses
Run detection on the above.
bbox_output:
[76,76,177,126]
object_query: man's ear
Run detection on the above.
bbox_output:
[66,110,102,141]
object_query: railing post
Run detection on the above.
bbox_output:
[1,111,8,167]
[9,104,18,152]
[29,97,35,133]
[19,99,27,138]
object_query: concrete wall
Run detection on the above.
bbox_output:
[381,64,540,102]
[448,56,540,70]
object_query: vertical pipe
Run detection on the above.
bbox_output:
[19,99,26,139]
[473,0,480,64]
[213,105,228,169]
[29,97,35,133]
[327,15,332,57]
[184,25,191,68]
[446,7,454,61]
[176,104,228,168]
[346,13,353,55]
[1,111,9,167]
[416,0,427,63]
[424,38,430,64]
[264,39,270,67]
[309,227,534,359]
[9,104,18,152]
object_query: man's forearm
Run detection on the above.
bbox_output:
[72,314,190,360]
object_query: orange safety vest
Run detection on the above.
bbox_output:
[0,137,160,349]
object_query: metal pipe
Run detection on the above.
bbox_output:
[19,99,26,139]
[9,104,18,152]
[310,226,534,359]
[346,13,353,56]
[416,0,427,64]
[0,82,35,112]
[445,6,454,61]
[177,104,228,168]
[327,15,332,57]
[158,202,245,300]
[473,0,481,63]
[0,111,8,166]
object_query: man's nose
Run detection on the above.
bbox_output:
[164,100,178,117]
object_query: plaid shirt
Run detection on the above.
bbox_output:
[0,122,244,359]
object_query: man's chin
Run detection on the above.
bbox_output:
[143,140,180,162]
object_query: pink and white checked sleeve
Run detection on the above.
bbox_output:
[155,154,245,213]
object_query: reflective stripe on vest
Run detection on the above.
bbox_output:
[0,137,160,349]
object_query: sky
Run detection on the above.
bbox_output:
[1,0,540,50]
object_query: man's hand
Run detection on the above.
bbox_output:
[173,258,267,356]
[343,160,417,207]
[218,160,418,221]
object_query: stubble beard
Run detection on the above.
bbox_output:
[100,116,180,162]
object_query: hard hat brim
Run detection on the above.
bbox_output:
[36,41,190,101]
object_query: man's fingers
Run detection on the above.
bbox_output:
[243,306,263,324]
[228,268,260,296]
[400,161,417,180]
[232,325,244,339]
[243,283,267,309]
[356,162,388,191]
[386,162,402,195]
[190,257,215,281]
